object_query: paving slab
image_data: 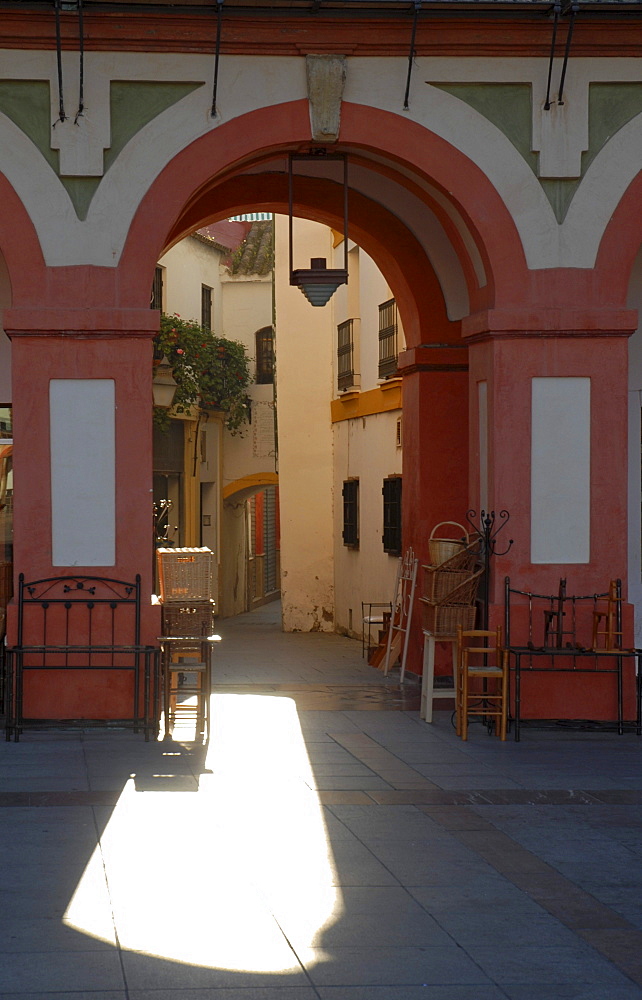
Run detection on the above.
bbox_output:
[1,601,642,998]
[127,991,319,1000]
[299,944,493,987]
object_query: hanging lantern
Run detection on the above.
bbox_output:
[289,151,348,307]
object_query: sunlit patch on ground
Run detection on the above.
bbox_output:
[64,693,341,972]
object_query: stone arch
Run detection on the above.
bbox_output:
[223,473,279,502]
[119,100,534,329]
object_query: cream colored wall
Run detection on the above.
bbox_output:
[158,235,222,603]
[333,412,402,638]
[221,275,270,351]
[157,236,221,327]
[159,232,276,616]
[219,274,276,493]
[274,215,335,632]
[333,242,405,393]
[221,493,249,618]
[331,242,403,638]
[275,216,404,638]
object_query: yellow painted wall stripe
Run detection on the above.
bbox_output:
[330,380,402,423]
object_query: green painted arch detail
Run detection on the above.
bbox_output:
[0,79,201,220]
[104,80,202,173]
[432,81,642,224]
[0,80,59,171]
[432,82,537,173]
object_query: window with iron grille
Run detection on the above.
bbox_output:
[337,319,355,391]
[342,479,359,547]
[150,266,164,311]
[382,475,402,555]
[201,285,212,330]
[256,326,275,384]
[378,297,398,379]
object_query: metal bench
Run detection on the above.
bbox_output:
[504,576,641,741]
[4,573,159,742]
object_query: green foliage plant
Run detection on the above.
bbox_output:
[154,313,251,433]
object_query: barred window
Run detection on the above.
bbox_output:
[256,326,275,384]
[378,298,398,379]
[337,319,355,391]
[342,479,359,547]
[382,476,402,555]
[201,285,212,330]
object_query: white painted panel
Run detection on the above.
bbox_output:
[478,381,488,515]
[531,377,590,564]
[0,330,11,402]
[50,380,116,566]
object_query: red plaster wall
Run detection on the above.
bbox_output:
[401,363,470,676]
[7,334,161,719]
[468,335,630,601]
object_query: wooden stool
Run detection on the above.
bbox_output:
[159,634,220,740]
[456,625,508,741]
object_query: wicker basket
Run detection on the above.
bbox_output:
[157,547,213,603]
[420,598,477,637]
[161,601,216,637]
[422,564,483,605]
[428,522,469,565]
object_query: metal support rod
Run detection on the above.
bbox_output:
[54,0,67,124]
[403,1,421,111]
[75,0,85,123]
[557,3,578,105]
[211,0,224,117]
[544,2,560,111]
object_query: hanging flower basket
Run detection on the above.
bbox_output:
[153,313,251,433]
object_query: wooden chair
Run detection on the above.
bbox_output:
[456,625,508,741]
[592,580,623,652]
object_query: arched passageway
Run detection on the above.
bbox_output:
[3,93,641,718]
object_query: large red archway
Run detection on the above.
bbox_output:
[3,96,640,716]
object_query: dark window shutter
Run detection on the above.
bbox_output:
[382,476,402,555]
[342,479,359,547]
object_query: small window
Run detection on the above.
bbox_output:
[201,285,212,331]
[342,479,359,547]
[378,298,398,379]
[150,266,164,311]
[337,319,355,391]
[256,326,275,384]
[382,475,402,555]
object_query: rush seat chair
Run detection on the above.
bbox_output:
[456,625,508,741]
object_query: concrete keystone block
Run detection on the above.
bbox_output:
[306,54,347,143]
